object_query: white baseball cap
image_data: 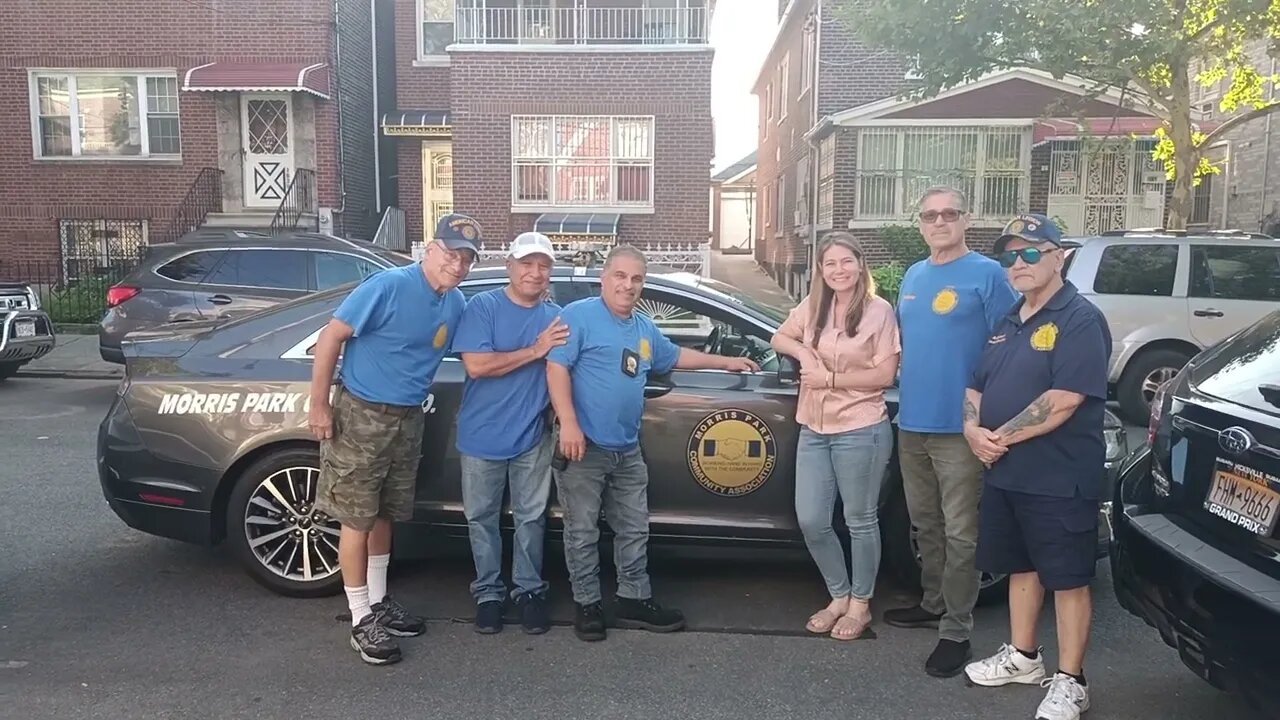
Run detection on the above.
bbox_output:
[508,231,556,261]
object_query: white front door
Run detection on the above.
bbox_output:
[241,94,294,209]
[1046,139,1166,235]
[422,141,453,241]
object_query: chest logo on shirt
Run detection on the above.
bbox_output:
[639,338,652,361]
[687,409,777,497]
[988,334,1007,345]
[1030,322,1058,352]
[931,288,959,315]
[432,324,449,350]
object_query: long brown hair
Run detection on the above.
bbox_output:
[809,232,874,348]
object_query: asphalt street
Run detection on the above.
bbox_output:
[0,378,1259,720]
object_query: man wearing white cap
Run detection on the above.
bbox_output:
[452,231,568,634]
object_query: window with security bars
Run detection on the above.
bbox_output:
[58,219,149,281]
[817,134,835,227]
[31,72,180,158]
[854,126,1029,221]
[512,115,654,208]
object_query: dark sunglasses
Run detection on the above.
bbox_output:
[919,208,963,223]
[996,247,1058,267]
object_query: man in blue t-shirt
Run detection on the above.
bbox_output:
[452,231,567,635]
[308,212,479,665]
[547,245,759,642]
[885,186,1020,679]
[962,214,1110,720]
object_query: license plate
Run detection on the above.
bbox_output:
[1203,458,1280,536]
[14,320,35,338]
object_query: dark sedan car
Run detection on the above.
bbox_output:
[1110,309,1280,717]
[98,260,1129,601]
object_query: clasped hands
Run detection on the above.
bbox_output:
[964,424,1011,467]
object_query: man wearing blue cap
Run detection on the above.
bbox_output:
[308,212,480,665]
[961,213,1111,720]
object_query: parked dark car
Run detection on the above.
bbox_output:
[1110,308,1280,717]
[98,229,414,364]
[0,282,56,380]
[97,260,1129,601]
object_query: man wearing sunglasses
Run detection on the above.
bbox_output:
[888,187,1018,679]
[962,214,1112,720]
[308,212,480,665]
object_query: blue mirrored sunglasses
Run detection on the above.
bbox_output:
[996,247,1057,268]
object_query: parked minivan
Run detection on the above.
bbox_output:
[99,229,413,363]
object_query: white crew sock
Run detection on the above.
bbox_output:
[367,554,391,605]
[346,585,372,626]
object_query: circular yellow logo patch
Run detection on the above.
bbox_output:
[433,324,449,350]
[639,338,652,361]
[932,288,959,315]
[1008,220,1025,234]
[687,409,777,497]
[1030,322,1058,351]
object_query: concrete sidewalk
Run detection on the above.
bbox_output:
[707,251,796,310]
[14,332,122,380]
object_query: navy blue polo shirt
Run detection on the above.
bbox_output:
[968,282,1113,499]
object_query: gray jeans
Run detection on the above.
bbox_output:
[553,444,652,605]
[898,430,984,642]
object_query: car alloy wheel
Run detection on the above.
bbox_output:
[1140,366,1179,407]
[242,465,342,584]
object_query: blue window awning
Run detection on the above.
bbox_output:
[534,213,621,235]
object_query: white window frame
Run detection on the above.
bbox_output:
[778,52,790,121]
[28,69,181,160]
[817,134,835,229]
[509,114,656,213]
[850,124,1032,228]
[416,0,454,66]
[800,27,814,96]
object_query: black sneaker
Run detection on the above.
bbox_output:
[371,595,426,637]
[574,601,607,642]
[884,604,943,629]
[350,613,401,665]
[926,639,972,678]
[474,600,504,634]
[516,592,550,635]
[612,597,685,633]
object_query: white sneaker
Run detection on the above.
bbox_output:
[963,643,1047,687]
[1035,672,1091,720]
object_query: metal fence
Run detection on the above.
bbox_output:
[454,5,709,45]
[0,253,143,325]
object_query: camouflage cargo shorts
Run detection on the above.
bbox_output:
[315,385,425,532]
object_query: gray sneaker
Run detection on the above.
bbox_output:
[372,595,426,637]
[350,613,401,665]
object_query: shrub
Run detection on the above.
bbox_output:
[878,224,928,266]
[870,262,906,305]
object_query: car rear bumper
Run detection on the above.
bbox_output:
[1111,502,1280,714]
[0,310,55,365]
[97,392,217,545]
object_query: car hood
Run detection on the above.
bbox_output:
[1188,310,1280,418]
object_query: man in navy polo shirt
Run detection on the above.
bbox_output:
[308,212,479,665]
[547,244,759,642]
[961,214,1112,720]
[453,231,567,635]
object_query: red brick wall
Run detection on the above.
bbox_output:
[395,0,451,109]
[397,50,714,249]
[0,0,338,260]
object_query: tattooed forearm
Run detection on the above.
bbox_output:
[996,390,1083,445]
[963,397,979,425]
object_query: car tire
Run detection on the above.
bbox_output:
[1117,348,1191,425]
[881,483,1009,607]
[225,447,344,598]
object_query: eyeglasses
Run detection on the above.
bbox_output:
[919,208,964,223]
[996,247,1057,267]
[433,241,475,268]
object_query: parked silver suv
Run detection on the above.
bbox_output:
[1062,228,1280,424]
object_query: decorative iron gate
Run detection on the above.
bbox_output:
[1047,139,1165,234]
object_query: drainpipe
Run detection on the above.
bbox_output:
[371,0,382,213]
[1259,56,1277,230]
[329,0,349,234]
[805,0,822,296]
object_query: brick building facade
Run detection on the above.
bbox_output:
[753,0,1176,299]
[382,0,716,256]
[0,0,379,273]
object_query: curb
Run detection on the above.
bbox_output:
[15,368,123,380]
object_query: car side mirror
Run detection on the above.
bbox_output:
[777,354,799,383]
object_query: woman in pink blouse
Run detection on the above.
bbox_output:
[770,232,902,640]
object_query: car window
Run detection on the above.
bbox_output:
[635,289,778,373]
[1190,245,1280,301]
[314,253,380,290]
[204,249,309,291]
[156,250,225,283]
[1092,243,1178,296]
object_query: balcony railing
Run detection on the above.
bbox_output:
[455,6,709,46]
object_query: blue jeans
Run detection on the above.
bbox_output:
[554,444,651,605]
[460,433,554,603]
[794,420,893,600]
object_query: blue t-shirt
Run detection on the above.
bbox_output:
[546,297,681,452]
[897,251,1019,433]
[452,287,563,460]
[334,264,465,407]
[969,282,1113,499]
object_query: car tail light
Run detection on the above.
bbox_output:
[106,285,140,308]
[1147,380,1170,448]
[1148,379,1173,497]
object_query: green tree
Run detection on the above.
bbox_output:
[847,0,1280,230]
